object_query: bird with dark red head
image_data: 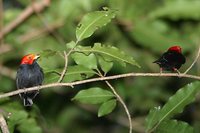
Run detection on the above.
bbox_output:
[153,46,186,73]
[16,54,44,106]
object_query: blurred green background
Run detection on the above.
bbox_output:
[0,0,200,133]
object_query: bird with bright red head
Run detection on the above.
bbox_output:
[16,54,44,106]
[153,46,186,73]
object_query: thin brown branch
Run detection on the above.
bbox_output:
[0,114,9,133]
[0,72,200,99]
[57,41,79,83]
[0,0,3,45]
[116,116,145,133]
[19,22,63,43]
[57,51,68,83]
[184,45,200,74]
[0,0,50,40]
[0,44,12,55]
[31,0,65,45]
[105,81,133,133]
[96,69,133,133]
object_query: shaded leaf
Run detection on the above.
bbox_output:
[98,99,117,117]
[72,87,115,104]
[149,1,200,20]
[131,22,192,53]
[44,65,97,83]
[71,53,97,69]
[40,49,57,58]
[17,118,42,133]
[76,9,116,41]
[155,120,194,133]
[63,65,97,82]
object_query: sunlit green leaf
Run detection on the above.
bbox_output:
[76,9,116,41]
[71,53,97,69]
[146,81,200,131]
[145,107,161,131]
[72,87,115,104]
[155,120,194,133]
[66,41,76,50]
[76,43,140,67]
[98,55,113,74]
[98,99,117,117]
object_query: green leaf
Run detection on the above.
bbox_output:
[98,55,113,74]
[149,1,200,20]
[98,99,117,117]
[17,118,42,133]
[66,41,76,49]
[76,43,140,67]
[71,53,97,69]
[155,120,194,133]
[146,81,200,131]
[44,65,97,83]
[76,9,116,41]
[40,49,57,58]
[44,72,60,84]
[145,107,161,131]
[1,102,28,133]
[72,87,115,104]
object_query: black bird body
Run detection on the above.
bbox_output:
[153,46,186,72]
[16,54,44,106]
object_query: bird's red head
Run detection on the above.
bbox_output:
[168,46,182,53]
[20,54,40,65]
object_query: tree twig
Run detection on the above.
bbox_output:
[184,45,200,74]
[57,39,80,83]
[57,51,68,83]
[19,22,63,43]
[1,72,200,99]
[0,114,9,133]
[0,0,3,45]
[96,69,133,133]
[0,44,12,55]
[105,81,133,133]
[0,0,50,40]
[31,0,65,45]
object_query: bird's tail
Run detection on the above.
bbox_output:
[23,97,33,106]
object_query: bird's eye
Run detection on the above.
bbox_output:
[28,57,32,59]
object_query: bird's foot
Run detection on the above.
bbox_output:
[173,68,181,77]
[159,68,163,75]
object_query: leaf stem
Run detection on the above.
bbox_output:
[184,45,200,74]
[95,68,132,133]
[105,81,133,133]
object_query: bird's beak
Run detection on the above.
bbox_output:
[34,54,40,60]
